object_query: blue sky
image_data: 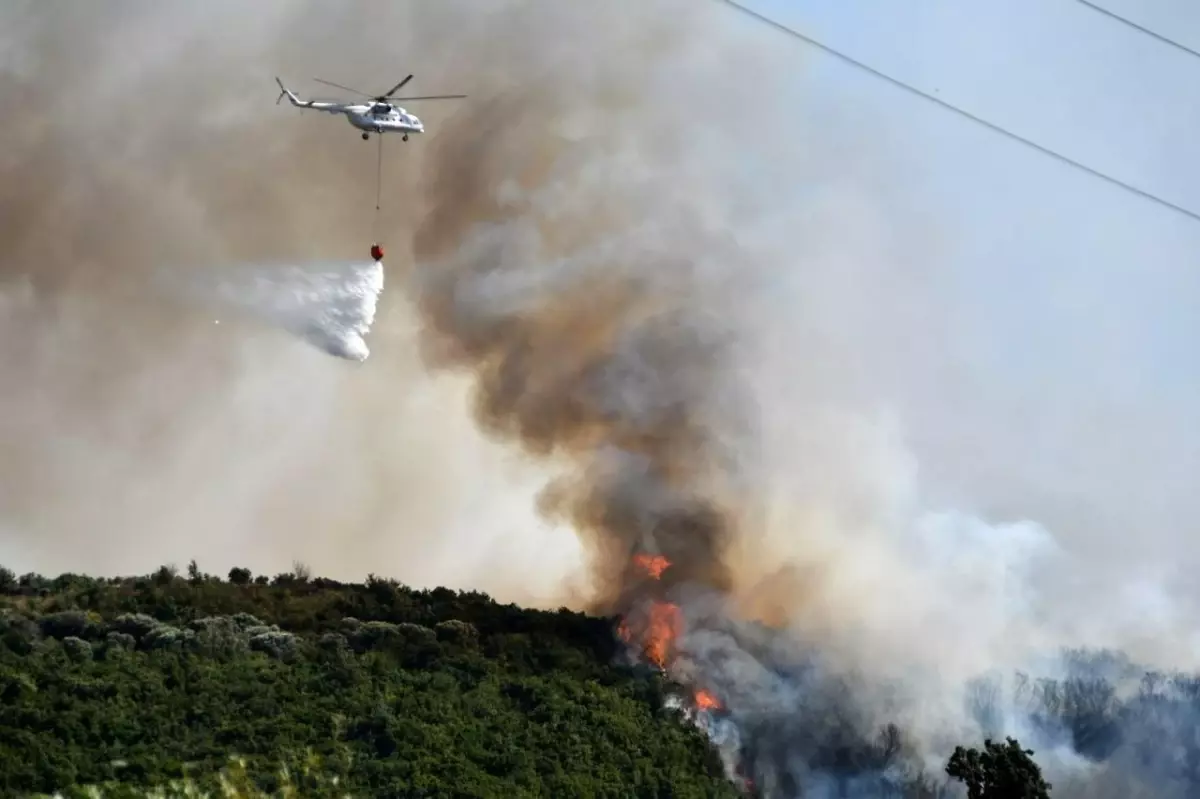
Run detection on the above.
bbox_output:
[736,0,1200,372]
[720,0,1200,573]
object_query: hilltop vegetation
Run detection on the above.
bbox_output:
[0,562,735,798]
[0,562,1099,798]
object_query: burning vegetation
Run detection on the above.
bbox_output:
[619,552,712,700]
[615,551,763,794]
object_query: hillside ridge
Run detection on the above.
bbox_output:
[0,562,736,798]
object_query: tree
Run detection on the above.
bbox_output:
[153,564,177,586]
[946,737,1052,799]
[228,567,252,586]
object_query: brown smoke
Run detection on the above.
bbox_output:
[403,0,750,613]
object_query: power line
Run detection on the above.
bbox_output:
[1073,0,1200,62]
[715,0,1200,225]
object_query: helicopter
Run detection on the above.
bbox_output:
[274,74,465,141]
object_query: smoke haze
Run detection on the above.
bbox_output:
[0,0,590,606]
[2,0,1198,795]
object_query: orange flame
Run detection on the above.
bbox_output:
[619,555,748,792]
[643,601,683,668]
[621,554,687,672]
[632,553,670,579]
[694,689,720,711]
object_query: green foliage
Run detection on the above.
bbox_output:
[0,564,736,798]
[228,568,252,587]
[946,737,1052,799]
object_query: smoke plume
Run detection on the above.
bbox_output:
[3,1,1200,796]
[408,13,742,611]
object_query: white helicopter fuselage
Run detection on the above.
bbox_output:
[343,102,424,135]
[275,81,425,138]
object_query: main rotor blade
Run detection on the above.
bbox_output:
[383,74,414,97]
[390,94,467,101]
[312,77,373,97]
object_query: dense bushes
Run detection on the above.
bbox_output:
[0,564,735,798]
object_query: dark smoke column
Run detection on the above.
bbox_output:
[406,86,744,615]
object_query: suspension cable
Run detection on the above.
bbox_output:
[374,133,383,240]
